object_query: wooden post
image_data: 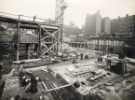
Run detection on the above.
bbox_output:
[26,44,31,59]
[26,44,28,59]
[97,39,99,51]
[28,44,31,59]
[16,15,21,61]
[38,26,41,56]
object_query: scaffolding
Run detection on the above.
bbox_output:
[0,12,60,60]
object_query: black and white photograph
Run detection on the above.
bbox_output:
[0,0,135,100]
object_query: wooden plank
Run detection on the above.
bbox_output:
[42,82,72,94]
[40,42,57,57]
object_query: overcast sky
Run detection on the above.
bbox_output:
[0,0,135,27]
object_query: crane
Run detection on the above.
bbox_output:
[55,0,67,51]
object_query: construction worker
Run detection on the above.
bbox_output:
[25,73,38,94]
[106,56,111,70]
[18,65,27,87]
[80,53,84,60]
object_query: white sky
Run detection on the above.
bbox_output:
[0,0,135,27]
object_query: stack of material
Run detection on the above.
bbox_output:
[32,69,78,100]
[13,58,51,68]
[20,30,38,43]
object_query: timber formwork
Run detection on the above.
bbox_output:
[0,14,60,60]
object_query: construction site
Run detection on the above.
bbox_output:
[0,0,135,100]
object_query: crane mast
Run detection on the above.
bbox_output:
[55,0,67,51]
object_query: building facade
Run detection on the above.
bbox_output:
[102,17,111,34]
[96,11,102,35]
[111,14,135,58]
[84,11,112,37]
[111,15,135,37]
[84,11,102,36]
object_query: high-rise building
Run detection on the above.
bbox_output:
[102,17,111,34]
[111,18,120,34]
[84,11,114,36]
[96,11,102,35]
[84,11,102,36]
